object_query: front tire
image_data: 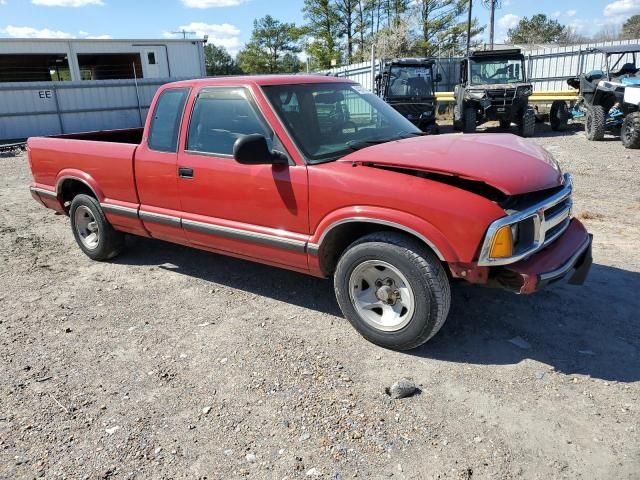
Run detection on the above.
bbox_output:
[334,232,451,351]
[519,107,536,137]
[621,112,640,149]
[70,194,124,261]
[463,106,477,133]
[585,105,605,141]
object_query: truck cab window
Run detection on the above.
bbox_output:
[148,88,189,153]
[187,88,272,156]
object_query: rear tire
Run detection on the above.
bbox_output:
[585,104,605,141]
[69,194,124,261]
[550,100,569,131]
[621,112,640,149]
[519,107,536,137]
[463,106,477,133]
[334,232,451,351]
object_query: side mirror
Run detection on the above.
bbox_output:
[435,73,442,83]
[233,134,287,165]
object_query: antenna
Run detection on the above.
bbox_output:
[482,0,502,49]
[171,29,196,39]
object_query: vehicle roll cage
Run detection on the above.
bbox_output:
[581,45,640,81]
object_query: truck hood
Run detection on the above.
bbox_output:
[338,133,563,196]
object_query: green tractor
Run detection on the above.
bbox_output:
[549,44,640,149]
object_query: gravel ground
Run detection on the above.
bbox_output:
[1,122,639,479]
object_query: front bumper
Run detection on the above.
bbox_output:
[491,219,592,294]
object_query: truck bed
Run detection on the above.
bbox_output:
[27,128,142,206]
[52,127,144,144]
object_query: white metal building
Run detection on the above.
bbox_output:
[0,38,206,82]
[0,38,206,141]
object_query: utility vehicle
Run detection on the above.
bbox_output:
[374,58,441,134]
[549,44,640,149]
[454,49,535,136]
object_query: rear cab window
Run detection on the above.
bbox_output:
[148,87,189,153]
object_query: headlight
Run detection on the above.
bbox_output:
[465,89,485,100]
[517,86,532,96]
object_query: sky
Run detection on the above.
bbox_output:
[0,0,638,56]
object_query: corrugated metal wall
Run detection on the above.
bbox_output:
[323,38,640,93]
[0,78,191,141]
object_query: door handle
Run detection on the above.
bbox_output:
[178,166,194,179]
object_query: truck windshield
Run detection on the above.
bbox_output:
[470,58,524,85]
[387,66,434,97]
[263,83,421,164]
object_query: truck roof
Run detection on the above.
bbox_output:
[167,74,356,89]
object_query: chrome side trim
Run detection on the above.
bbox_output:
[30,186,58,199]
[139,210,181,227]
[182,219,307,252]
[101,203,139,218]
[539,235,591,282]
[478,173,573,267]
[308,217,445,261]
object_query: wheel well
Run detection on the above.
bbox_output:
[58,179,96,212]
[317,222,441,277]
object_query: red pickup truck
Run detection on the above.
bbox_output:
[28,75,592,350]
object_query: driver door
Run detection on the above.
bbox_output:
[177,86,309,270]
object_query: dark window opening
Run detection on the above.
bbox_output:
[148,88,189,153]
[186,88,272,156]
[0,54,71,83]
[147,52,156,65]
[77,53,143,80]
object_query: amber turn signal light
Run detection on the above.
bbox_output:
[489,225,513,258]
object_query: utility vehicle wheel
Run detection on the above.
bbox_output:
[69,194,124,261]
[621,112,640,149]
[550,100,569,131]
[453,105,462,131]
[585,105,605,141]
[334,232,451,351]
[519,108,536,137]
[499,119,511,129]
[463,107,477,133]
[422,122,439,135]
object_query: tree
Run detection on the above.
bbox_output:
[204,44,242,76]
[302,0,341,69]
[622,15,640,40]
[413,0,482,55]
[335,0,358,64]
[236,15,301,74]
[373,22,414,58]
[506,14,565,45]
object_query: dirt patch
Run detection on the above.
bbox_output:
[1,124,639,479]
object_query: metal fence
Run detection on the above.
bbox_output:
[322,38,640,93]
[0,77,191,141]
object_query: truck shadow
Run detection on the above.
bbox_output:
[416,264,640,383]
[116,237,640,383]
